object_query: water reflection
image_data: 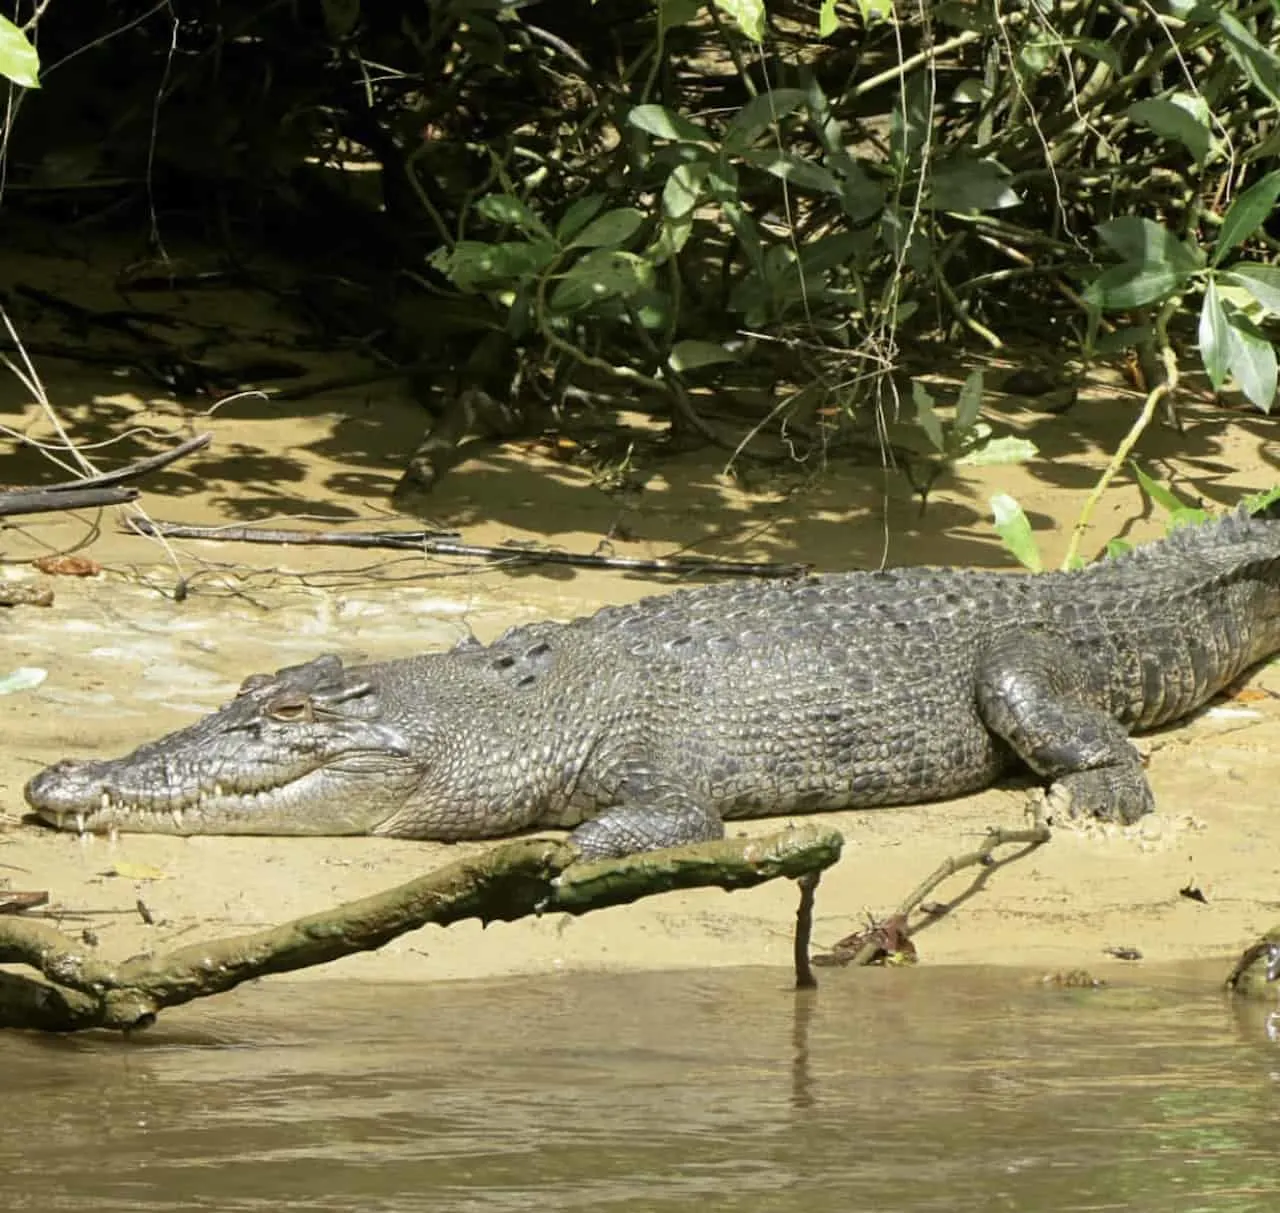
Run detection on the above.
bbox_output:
[3,965,1280,1212]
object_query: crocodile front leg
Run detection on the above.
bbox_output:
[975,630,1155,824]
[569,760,724,859]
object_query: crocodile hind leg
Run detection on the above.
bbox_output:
[975,631,1155,824]
[569,762,724,860]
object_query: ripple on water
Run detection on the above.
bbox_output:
[3,965,1280,1212]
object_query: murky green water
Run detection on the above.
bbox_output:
[3,965,1280,1212]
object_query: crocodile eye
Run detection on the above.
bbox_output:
[266,694,314,723]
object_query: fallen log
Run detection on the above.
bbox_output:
[0,824,842,1033]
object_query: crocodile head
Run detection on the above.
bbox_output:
[24,655,425,835]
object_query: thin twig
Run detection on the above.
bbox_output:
[1062,299,1179,568]
[40,432,212,493]
[846,817,1051,966]
[123,518,813,579]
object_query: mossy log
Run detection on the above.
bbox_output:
[0,825,842,1033]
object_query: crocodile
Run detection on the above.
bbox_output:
[24,506,1280,859]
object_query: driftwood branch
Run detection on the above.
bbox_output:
[123,517,812,579]
[0,824,842,1033]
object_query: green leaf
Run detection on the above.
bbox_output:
[628,105,712,144]
[1132,464,1193,514]
[0,666,46,694]
[1246,486,1280,516]
[1213,169,1280,265]
[668,340,740,372]
[1198,276,1231,389]
[659,0,703,26]
[951,79,988,105]
[724,89,809,151]
[1068,37,1122,74]
[1213,9,1280,107]
[1017,39,1054,75]
[955,370,984,432]
[1091,324,1151,356]
[1128,97,1211,164]
[956,434,1038,466]
[567,208,645,250]
[550,250,655,311]
[836,160,885,224]
[929,157,1020,213]
[1244,127,1280,165]
[990,494,1042,573]
[1225,316,1278,412]
[889,74,931,167]
[1166,506,1210,531]
[1095,216,1200,272]
[662,162,709,219]
[911,381,946,451]
[647,215,694,264]
[818,0,840,36]
[739,148,840,193]
[429,239,556,291]
[474,194,548,236]
[1083,262,1184,310]
[556,195,606,243]
[932,1,997,31]
[854,0,893,21]
[799,229,873,274]
[1227,265,1280,315]
[717,0,766,40]
[0,15,39,88]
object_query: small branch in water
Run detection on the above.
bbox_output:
[814,812,1052,967]
[0,824,843,1034]
[123,518,812,579]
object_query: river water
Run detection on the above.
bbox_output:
[3,964,1279,1212]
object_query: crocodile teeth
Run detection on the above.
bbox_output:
[170,809,184,832]
[75,813,86,834]
[101,792,111,812]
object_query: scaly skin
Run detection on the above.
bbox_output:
[25,507,1280,858]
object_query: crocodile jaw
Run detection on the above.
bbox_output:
[24,755,418,836]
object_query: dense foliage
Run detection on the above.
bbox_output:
[2,0,1278,458]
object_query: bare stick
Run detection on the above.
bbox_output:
[123,518,812,579]
[0,824,843,1033]
[794,872,820,989]
[0,485,139,517]
[39,432,212,493]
